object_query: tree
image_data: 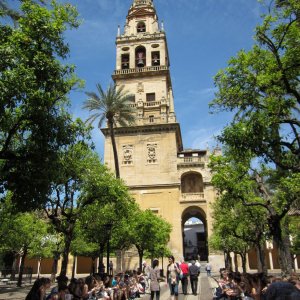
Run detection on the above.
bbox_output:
[128,209,172,270]
[210,0,300,173]
[209,169,268,273]
[83,83,135,178]
[70,224,98,277]
[0,0,82,210]
[0,197,49,286]
[79,191,135,274]
[289,214,300,266]
[44,129,132,278]
[210,0,300,275]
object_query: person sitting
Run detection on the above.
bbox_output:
[26,277,51,300]
[48,284,70,300]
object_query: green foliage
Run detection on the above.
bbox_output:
[129,209,172,266]
[289,216,300,256]
[0,196,50,257]
[79,193,136,252]
[0,0,82,210]
[210,0,299,274]
[71,223,98,258]
[83,83,136,178]
[210,0,300,173]
[83,83,136,129]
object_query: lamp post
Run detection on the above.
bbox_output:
[104,223,113,275]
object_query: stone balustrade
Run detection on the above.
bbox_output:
[114,65,168,75]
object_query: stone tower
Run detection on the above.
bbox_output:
[102,0,223,269]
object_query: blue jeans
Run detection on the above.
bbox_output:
[168,279,179,296]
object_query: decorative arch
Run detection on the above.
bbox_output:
[135,46,146,68]
[181,206,208,261]
[181,171,204,193]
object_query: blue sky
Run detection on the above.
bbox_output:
[63,0,265,159]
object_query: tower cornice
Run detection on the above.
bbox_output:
[116,32,166,44]
[101,123,183,152]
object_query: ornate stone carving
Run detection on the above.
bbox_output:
[147,143,157,163]
[122,145,133,165]
[137,82,144,93]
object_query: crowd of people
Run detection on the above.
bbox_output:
[212,268,300,300]
[25,271,146,300]
[24,259,300,300]
[24,256,202,300]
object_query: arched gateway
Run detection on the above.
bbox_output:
[182,206,208,261]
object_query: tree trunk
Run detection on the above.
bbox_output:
[17,246,27,287]
[51,252,60,283]
[240,252,247,274]
[72,255,76,279]
[91,257,96,275]
[121,249,126,272]
[108,119,120,178]
[255,242,267,275]
[224,251,232,270]
[98,243,105,274]
[60,232,73,278]
[137,248,144,271]
[272,218,293,276]
[10,254,18,281]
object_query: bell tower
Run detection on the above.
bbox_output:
[113,0,176,126]
[102,0,220,267]
[103,0,183,187]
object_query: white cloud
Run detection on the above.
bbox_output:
[184,126,222,150]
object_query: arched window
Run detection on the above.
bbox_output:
[151,51,160,66]
[181,173,204,193]
[137,22,146,33]
[121,54,129,69]
[135,46,146,68]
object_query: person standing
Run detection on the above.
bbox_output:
[167,256,180,300]
[195,260,201,269]
[142,260,151,292]
[205,262,211,276]
[179,259,189,295]
[189,260,200,295]
[149,259,160,300]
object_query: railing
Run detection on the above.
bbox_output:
[178,157,204,163]
[180,193,205,202]
[114,65,168,76]
[144,101,161,107]
[128,103,137,108]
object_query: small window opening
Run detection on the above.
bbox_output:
[149,115,154,123]
[137,22,146,33]
[121,54,129,69]
[152,51,160,66]
[146,93,155,102]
